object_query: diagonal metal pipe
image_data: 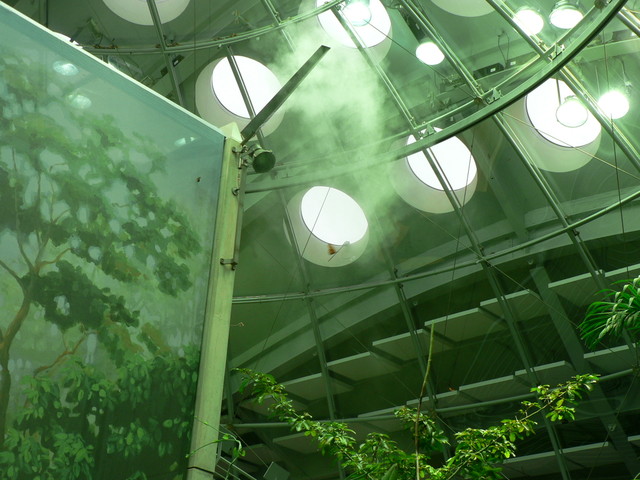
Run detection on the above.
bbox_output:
[145,0,185,107]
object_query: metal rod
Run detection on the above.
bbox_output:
[145,0,185,107]
[392,0,628,160]
[241,45,331,144]
[84,1,344,55]
[187,138,243,480]
[331,6,415,126]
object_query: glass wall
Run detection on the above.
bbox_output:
[0,7,224,479]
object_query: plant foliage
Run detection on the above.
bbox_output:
[0,345,199,480]
[0,42,209,479]
[579,276,640,349]
[237,369,598,480]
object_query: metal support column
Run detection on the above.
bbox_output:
[187,137,244,480]
[226,51,344,477]
[492,114,608,290]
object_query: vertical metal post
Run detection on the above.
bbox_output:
[187,137,244,480]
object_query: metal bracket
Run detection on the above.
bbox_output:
[550,43,566,60]
[220,258,238,270]
[485,88,502,104]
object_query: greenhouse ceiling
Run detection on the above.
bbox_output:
[3,0,640,479]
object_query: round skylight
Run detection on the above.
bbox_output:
[406,129,477,191]
[416,42,445,65]
[211,56,281,119]
[514,8,544,36]
[342,2,372,26]
[315,0,391,48]
[430,0,493,17]
[300,186,368,245]
[103,0,189,25]
[598,90,630,119]
[525,78,601,147]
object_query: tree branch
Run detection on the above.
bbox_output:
[33,333,87,376]
[36,247,71,272]
[12,149,34,272]
[0,258,22,285]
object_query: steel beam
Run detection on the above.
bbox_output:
[226,53,344,477]
[187,137,243,480]
[85,1,344,55]
[531,267,640,475]
[145,0,186,107]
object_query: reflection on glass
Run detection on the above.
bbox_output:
[555,95,588,127]
[0,11,222,480]
[53,60,79,76]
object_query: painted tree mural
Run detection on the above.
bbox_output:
[0,47,213,479]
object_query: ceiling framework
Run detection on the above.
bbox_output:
[7,0,640,479]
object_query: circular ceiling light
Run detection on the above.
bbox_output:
[525,78,601,148]
[430,0,493,17]
[416,41,445,65]
[514,8,544,36]
[342,1,372,26]
[286,187,369,267]
[598,90,630,119]
[390,130,478,214]
[555,96,588,127]
[195,56,284,136]
[549,1,583,29]
[315,0,391,48]
[301,186,368,245]
[103,0,189,25]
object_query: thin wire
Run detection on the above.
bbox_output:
[602,34,630,278]
[252,188,332,371]
[363,17,477,101]
[499,110,640,182]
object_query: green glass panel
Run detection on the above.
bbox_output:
[0,6,224,479]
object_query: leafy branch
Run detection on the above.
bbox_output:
[237,369,598,480]
[580,275,640,349]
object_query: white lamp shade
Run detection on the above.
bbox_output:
[430,0,493,17]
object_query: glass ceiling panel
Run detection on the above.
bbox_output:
[6,0,640,479]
